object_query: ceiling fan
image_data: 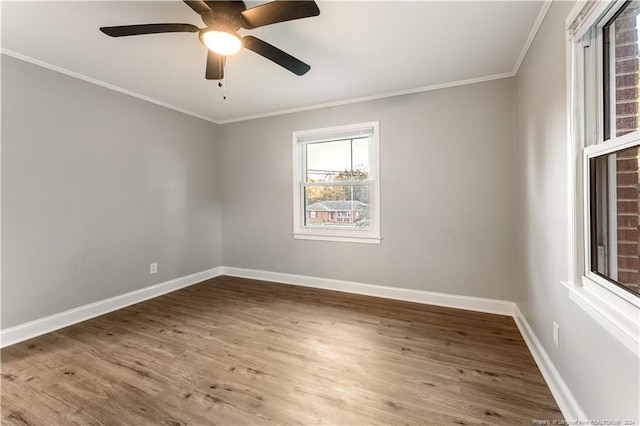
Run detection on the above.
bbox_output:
[100,0,320,80]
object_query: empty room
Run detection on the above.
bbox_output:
[1,0,639,424]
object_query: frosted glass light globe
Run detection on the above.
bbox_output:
[202,31,242,55]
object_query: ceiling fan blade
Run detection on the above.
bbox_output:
[243,36,310,76]
[100,24,199,37]
[204,1,246,14]
[240,0,319,29]
[183,1,212,15]
[206,50,225,80]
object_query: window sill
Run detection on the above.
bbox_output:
[563,278,639,357]
[293,233,382,244]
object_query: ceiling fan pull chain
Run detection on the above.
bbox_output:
[222,73,227,100]
[220,56,227,100]
[216,64,227,100]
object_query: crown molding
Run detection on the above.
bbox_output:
[1,49,220,125]
[513,0,553,75]
[218,71,515,124]
[3,48,517,126]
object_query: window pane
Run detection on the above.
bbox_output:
[590,145,640,295]
[605,2,640,138]
[305,138,369,182]
[304,184,370,229]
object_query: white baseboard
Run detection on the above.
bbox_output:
[513,305,587,421]
[220,266,516,316]
[0,264,583,423]
[0,266,512,347]
[0,266,223,348]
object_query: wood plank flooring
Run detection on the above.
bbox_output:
[1,276,563,425]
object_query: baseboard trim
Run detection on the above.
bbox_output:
[0,266,223,348]
[220,266,516,316]
[513,305,587,421]
[0,264,583,422]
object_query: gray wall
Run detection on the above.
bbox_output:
[1,55,222,328]
[514,2,639,421]
[220,78,517,300]
[2,7,637,419]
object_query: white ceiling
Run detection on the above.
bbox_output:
[1,1,546,123]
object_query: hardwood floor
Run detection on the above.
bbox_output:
[1,276,563,425]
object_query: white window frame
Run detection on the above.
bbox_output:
[567,0,640,357]
[292,121,381,244]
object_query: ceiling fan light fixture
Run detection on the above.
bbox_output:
[201,30,242,56]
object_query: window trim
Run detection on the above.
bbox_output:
[291,121,381,244]
[567,0,640,357]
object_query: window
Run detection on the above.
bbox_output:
[589,146,640,296]
[569,0,640,355]
[292,122,380,243]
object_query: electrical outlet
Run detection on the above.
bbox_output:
[553,322,560,347]
[150,262,158,274]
